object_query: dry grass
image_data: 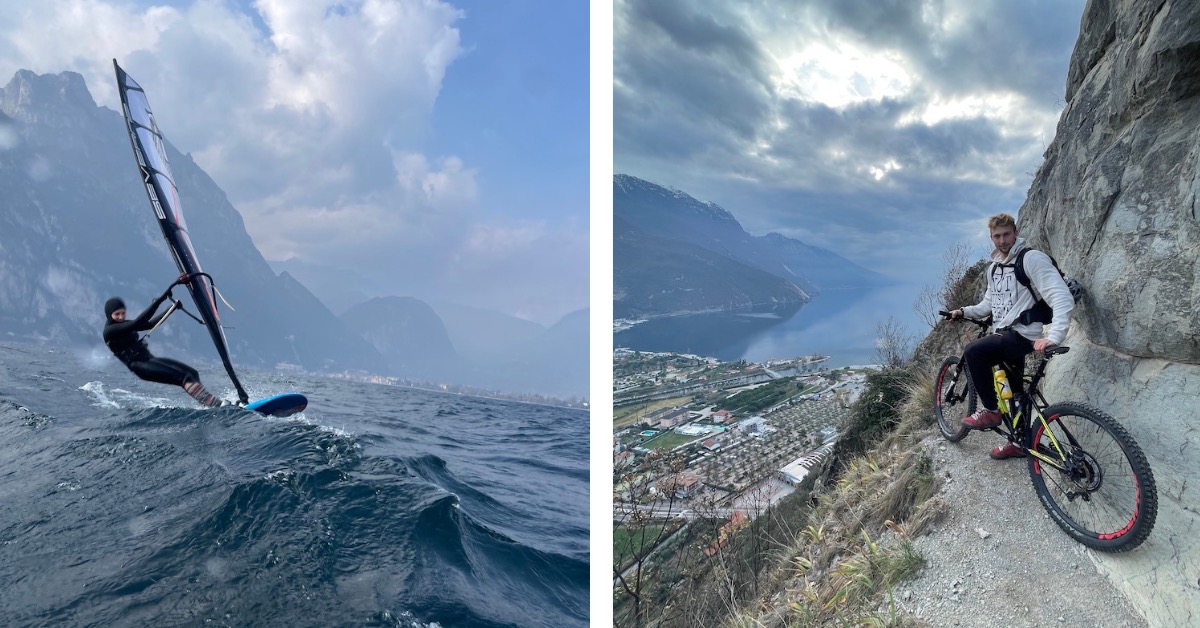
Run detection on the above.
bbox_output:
[727,613,769,628]
[692,263,996,627]
[725,370,947,627]
[782,531,924,627]
[896,372,935,436]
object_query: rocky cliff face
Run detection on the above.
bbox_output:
[1003,0,1200,622]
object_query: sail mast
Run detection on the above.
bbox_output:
[113,60,250,404]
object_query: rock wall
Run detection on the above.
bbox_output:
[1049,331,1199,626]
[1016,0,1200,624]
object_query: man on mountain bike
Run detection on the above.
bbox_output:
[947,213,1074,459]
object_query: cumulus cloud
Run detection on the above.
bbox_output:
[0,0,586,324]
[615,0,1085,279]
[246,151,476,260]
[392,152,478,211]
[0,0,463,223]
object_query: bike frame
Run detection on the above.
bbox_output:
[945,312,1076,473]
[936,310,1157,552]
[991,354,1074,473]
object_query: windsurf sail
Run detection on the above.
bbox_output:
[113,60,250,405]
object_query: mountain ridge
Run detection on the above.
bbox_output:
[614,174,886,319]
[0,68,391,375]
[0,68,587,399]
[271,255,588,398]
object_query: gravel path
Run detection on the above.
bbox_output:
[893,428,1148,628]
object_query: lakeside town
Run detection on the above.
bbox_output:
[613,348,877,561]
[271,362,588,410]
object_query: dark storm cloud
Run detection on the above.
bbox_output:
[768,96,1014,178]
[616,0,775,159]
[630,0,772,87]
[810,0,1084,101]
[614,58,767,166]
[615,0,1085,280]
[805,0,932,50]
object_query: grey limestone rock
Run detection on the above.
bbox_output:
[1012,1,1200,624]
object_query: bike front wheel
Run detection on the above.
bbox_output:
[1027,402,1157,552]
[933,356,974,442]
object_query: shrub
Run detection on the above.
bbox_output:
[838,367,912,457]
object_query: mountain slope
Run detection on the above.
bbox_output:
[268,258,380,315]
[615,215,809,319]
[340,297,462,380]
[758,232,890,292]
[613,174,884,318]
[428,301,546,364]
[615,174,815,290]
[0,69,386,373]
[485,308,589,400]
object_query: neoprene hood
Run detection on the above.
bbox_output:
[104,297,126,319]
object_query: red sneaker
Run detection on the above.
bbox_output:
[989,443,1026,460]
[962,408,1003,430]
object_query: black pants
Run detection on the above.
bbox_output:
[963,329,1034,412]
[127,357,200,387]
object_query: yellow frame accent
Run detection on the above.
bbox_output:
[1026,407,1069,470]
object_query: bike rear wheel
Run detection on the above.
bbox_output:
[1027,402,1157,552]
[934,356,974,442]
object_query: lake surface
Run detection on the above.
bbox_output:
[615,283,929,367]
[0,341,588,627]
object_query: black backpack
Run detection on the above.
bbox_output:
[994,248,1082,325]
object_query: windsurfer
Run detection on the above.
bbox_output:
[103,289,227,408]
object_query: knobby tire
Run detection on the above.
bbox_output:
[1027,402,1157,552]
[934,356,973,443]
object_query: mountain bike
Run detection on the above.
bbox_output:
[932,311,1157,552]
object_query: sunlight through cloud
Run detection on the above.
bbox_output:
[773,41,912,109]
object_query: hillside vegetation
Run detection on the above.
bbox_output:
[614,364,947,627]
[614,255,1154,627]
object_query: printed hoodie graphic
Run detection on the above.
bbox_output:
[961,238,1074,345]
[989,261,1019,321]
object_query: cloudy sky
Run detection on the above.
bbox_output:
[615,0,1087,294]
[0,0,588,326]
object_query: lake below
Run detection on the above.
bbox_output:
[614,283,930,368]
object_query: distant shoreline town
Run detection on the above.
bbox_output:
[614,348,878,590]
[613,348,877,567]
[323,369,588,410]
[152,355,587,410]
[614,318,648,333]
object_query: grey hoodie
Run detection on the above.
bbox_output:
[961,238,1074,345]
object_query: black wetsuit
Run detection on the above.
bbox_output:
[103,293,203,387]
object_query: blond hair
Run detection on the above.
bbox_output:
[987,213,1017,230]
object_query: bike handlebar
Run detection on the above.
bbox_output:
[938,310,990,328]
[938,310,1071,357]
